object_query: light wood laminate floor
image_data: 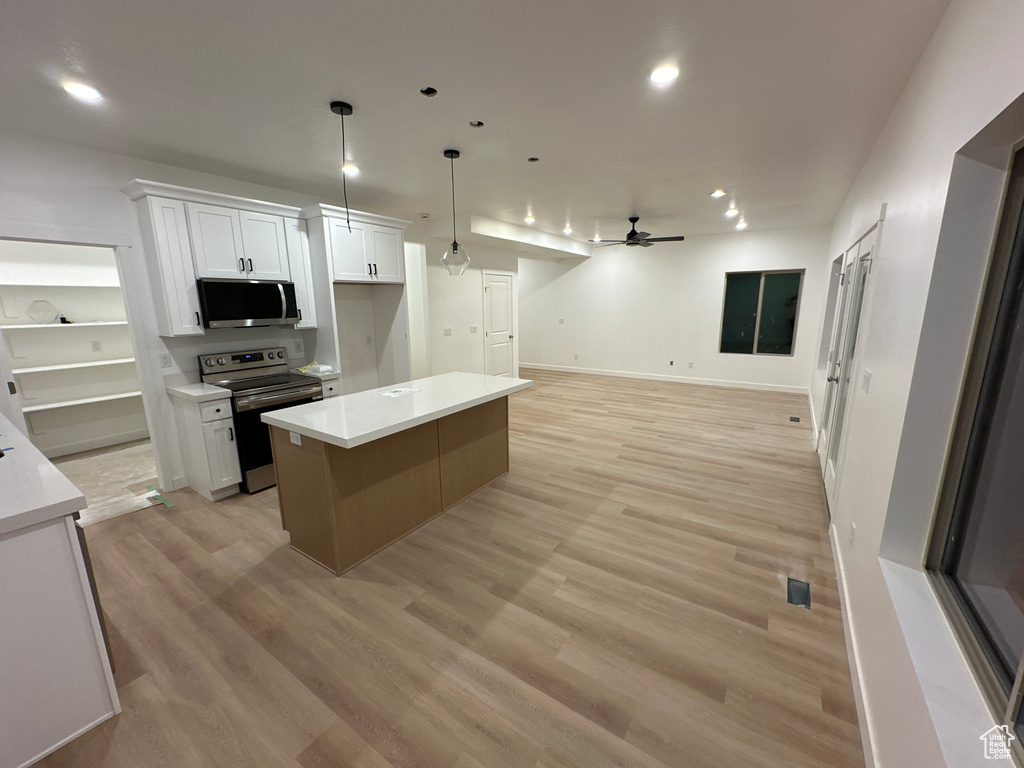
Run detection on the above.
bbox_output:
[42,369,864,768]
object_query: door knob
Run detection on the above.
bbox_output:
[509,335,514,339]
[827,376,839,383]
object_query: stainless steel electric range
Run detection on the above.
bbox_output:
[199,347,323,493]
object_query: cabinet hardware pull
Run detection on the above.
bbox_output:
[367,263,372,276]
[373,263,378,276]
[228,427,234,441]
[297,308,302,321]
[7,381,16,395]
[239,258,245,272]
[195,311,201,326]
[248,258,254,272]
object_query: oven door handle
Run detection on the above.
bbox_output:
[234,386,323,412]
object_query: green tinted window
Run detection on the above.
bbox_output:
[757,272,802,355]
[720,271,802,355]
[720,272,761,354]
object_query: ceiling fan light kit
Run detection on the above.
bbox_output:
[441,149,470,276]
[588,216,686,248]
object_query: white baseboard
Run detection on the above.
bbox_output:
[808,392,820,443]
[40,429,150,459]
[829,523,877,768]
[520,362,811,395]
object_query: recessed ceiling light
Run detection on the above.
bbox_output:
[711,189,727,198]
[420,87,438,97]
[725,206,739,218]
[736,220,748,230]
[649,65,679,85]
[341,163,360,177]
[563,226,573,235]
[524,215,536,224]
[62,81,102,103]
[470,120,484,128]
[527,157,540,163]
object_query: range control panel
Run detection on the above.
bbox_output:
[198,346,288,376]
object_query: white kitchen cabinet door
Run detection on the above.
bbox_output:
[145,197,205,336]
[239,211,291,280]
[186,203,247,279]
[329,219,372,281]
[371,227,405,283]
[202,418,242,490]
[284,219,317,329]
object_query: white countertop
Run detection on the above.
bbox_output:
[166,382,231,403]
[0,413,86,536]
[261,371,533,449]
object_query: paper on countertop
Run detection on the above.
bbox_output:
[296,361,335,374]
[296,360,320,373]
[379,388,420,398]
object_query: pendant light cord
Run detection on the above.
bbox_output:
[341,112,352,233]
[450,155,457,244]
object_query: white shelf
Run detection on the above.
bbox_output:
[0,321,128,330]
[21,391,143,413]
[12,358,136,375]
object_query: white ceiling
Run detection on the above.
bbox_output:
[1,0,951,246]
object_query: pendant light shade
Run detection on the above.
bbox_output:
[442,149,470,276]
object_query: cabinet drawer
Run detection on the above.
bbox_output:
[323,380,340,398]
[200,400,232,423]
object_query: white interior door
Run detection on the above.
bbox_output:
[822,230,875,501]
[817,249,856,472]
[483,272,514,377]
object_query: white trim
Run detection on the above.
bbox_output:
[17,711,118,768]
[299,202,410,229]
[808,390,820,442]
[520,362,811,395]
[120,179,302,218]
[829,524,877,768]
[0,222,131,249]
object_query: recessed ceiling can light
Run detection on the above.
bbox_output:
[62,81,102,103]
[527,157,539,163]
[736,220,748,230]
[524,215,535,224]
[470,120,484,127]
[563,226,573,235]
[420,87,438,97]
[420,213,430,219]
[649,65,679,85]
[341,163,360,177]
[725,206,739,218]
[711,189,727,198]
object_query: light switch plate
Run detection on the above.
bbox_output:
[862,368,872,393]
[558,318,565,324]
[158,353,172,369]
[293,339,304,357]
[443,327,453,337]
[470,325,478,334]
[289,431,302,446]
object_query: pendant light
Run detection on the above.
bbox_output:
[442,149,470,276]
[330,100,354,232]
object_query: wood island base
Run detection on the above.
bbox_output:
[269,396,509,574]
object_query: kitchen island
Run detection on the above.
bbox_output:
[0,413,120,768]
[261,372,532,574]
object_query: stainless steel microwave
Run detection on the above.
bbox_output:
[196,279,300,329]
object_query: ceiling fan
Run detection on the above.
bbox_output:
[589,216,686,247]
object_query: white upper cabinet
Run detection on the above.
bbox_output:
[239,210,291,280]
[186,203,247,279]
[284,218,317,329]
[305,205,407,284]
[187,203,291,281]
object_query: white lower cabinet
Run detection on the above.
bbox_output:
[168,389,241,501]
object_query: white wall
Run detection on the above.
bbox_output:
[0,128,347,490]
[811,1,1024,765]
[403,242,432,379]
[425,241,519,376]
[519,225,830,394]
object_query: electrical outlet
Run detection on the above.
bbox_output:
[470,325,478,334]
[573,353,579,361]
[688,361,694,369]
[293,339,304,357]
[849,522,857,545]
[558,318,565,324]
[669,361,674,366]
[862,368,872,393]
[443,327,453,337]
[289,431,302,446]
[91,340,102,353]
[158,353,172,369]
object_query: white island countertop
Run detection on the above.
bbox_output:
[261,371,533,449]
[0,413,85,536]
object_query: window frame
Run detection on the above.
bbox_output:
[718,268,805,357]
[927,140,1024,750]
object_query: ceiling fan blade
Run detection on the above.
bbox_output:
[595,241,627,247]
[635,231,651,240]
[638,240,654,247]
[643,236,686,242]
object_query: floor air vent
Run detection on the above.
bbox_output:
[787,578,811,609]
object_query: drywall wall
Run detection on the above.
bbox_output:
[404,242,432,379]
[519,225,830,394]
[810,0,1024,765]
[0,128,346,489]
[424,240,519,377]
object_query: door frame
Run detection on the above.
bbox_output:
[481,270,517,377]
